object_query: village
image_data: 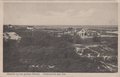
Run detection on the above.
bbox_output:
[3,24,118,72]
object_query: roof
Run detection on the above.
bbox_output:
[27,25,33,27]
[4,32,21,40]
[77,28,90,33]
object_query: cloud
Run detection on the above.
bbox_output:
[47,9,94,18]
[5,9,100,25]
[4,3,117,25]
[76,9,95,17]
[47,9,74,17]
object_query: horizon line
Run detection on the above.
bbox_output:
[4,24,118,25]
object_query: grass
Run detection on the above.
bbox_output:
[3,28,118,72]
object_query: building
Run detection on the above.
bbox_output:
[3,32,21,42]
[26,26,34,31]
[4,24,13,28]
[77,28,89,38]
[64,28,77,36]
[76,28,100,39]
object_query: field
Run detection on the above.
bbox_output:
[3,25,118,72]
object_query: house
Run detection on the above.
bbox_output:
[4,25,15,32]
[64,28,77,36]
[3,32,21,42]
[77,28,100,39]
[77,28,89,38]
[26,26,34,30]
[9,25,13,28]
[4,24,13,28]
[63,28,100,39]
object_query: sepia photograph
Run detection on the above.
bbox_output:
[3,2,118,73]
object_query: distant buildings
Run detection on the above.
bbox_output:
[26,26,34,31]
[4,24,13,28]
[64,28,101,39]
[3,25,15,32]
[77,28,101,39]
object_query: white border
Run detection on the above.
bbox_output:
[0,0,119,77]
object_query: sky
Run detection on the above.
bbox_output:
[4,2,118,26]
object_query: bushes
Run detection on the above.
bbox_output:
[19,31,52,47]
[3,40,21,72]
[93,36,101,42]
[60,34,73,43]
